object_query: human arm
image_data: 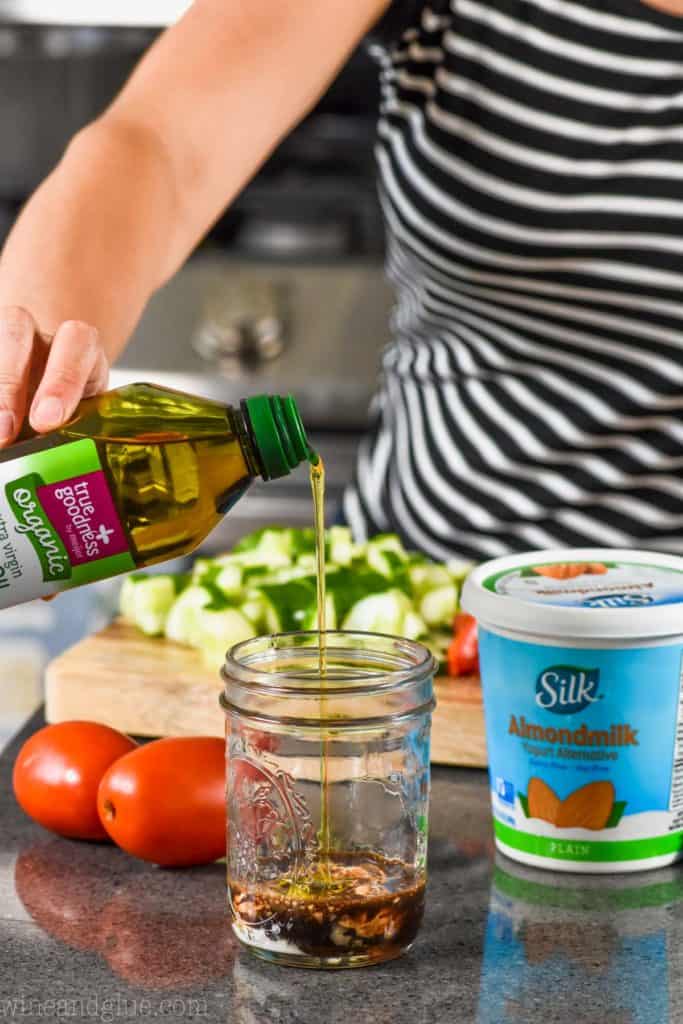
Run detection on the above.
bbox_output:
[0,0,388,442]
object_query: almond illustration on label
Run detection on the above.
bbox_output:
[532,562,608,580]
[527,777,560,824]
[555,780,615,830]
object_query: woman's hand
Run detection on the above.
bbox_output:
[0,308,109,446]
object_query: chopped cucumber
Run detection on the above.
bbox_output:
[366,546,394,578]
[423,628,452,670]
[232,526,288,554]
[409,564,453,598]
[164,584,214,646]
[119,573,145,621]
[327,526,354,567]
[427,628,452,656]
[365,534,409,577]
[241,564,272,583]
[120,574,180,637]
[258,578,317,633]
[123,527,468,652]
[302,595,337,631]
[196,607,255,671]
[324,567,393,624]
[367,533,409,559]
[191,557,216,583]
[215,563,243,598]
[341,589,412,635]
[253,564,319,585]
[402,610,429,640]
[232,527,294,568]
[419,584,457,627]
[447,559,474,583]
[290,527,316,558]
[241,589,281,633]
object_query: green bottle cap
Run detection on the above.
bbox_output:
[243,394,318,480]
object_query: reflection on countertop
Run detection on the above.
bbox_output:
[479,859,682,1024]
[1,715,683,1023]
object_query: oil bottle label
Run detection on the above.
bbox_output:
[0,438,134,607]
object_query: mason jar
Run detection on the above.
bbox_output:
[221,630,436,969]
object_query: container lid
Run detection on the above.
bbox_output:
[461,549,683,640]
[243,394,318,480]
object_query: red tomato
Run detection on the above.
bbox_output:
[447,613,479,678]
[13,722,137,840]
[97,737,225,867]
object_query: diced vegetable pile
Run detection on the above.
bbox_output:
[119,527,472,671]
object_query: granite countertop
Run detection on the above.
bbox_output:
[1,714,681,1024]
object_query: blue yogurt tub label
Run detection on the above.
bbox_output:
[480,630,683,870]
[462,549,683,872]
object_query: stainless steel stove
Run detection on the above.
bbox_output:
[111,254,393,547]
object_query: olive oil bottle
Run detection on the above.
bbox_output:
[0,383,316,608]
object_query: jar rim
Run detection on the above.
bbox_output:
[221,629,437,699]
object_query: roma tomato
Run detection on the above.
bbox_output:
[97,737,225,867]
[447,613,479,678]
[13,721,136,840]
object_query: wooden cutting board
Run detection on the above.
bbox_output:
[45,620,487,768]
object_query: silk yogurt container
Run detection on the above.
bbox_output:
[462,549,683,873]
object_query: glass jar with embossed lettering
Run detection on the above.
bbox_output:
[221,631,436,969]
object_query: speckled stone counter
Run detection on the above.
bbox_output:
[1,714,681,1023]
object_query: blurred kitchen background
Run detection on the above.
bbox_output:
[0,2,392,742]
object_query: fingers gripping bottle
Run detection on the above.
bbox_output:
[0,383,316,609]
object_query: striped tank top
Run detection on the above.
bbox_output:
[343,0,683,562]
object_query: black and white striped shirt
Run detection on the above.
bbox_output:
[344,0,683,562]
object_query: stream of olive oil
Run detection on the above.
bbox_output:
[310,457,331,883]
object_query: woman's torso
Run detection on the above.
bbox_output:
[345,0,683,561]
